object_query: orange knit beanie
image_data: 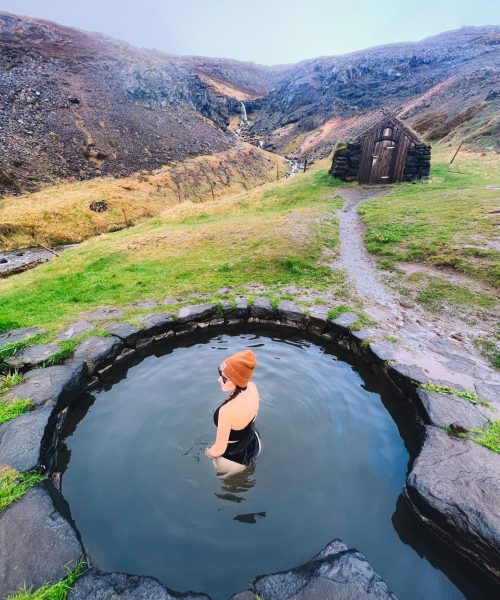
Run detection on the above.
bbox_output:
[221,349,256,388]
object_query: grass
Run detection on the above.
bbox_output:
[473,337,500,369]
[420,383,490,407]
[0,369,23,393]
[416,279,496,312]
[0,144,286,250]
[44,339,79,367]
[5,561,86,600]
[0,163,344,342]
[327,305,374,330]
[358,146,500,287]
[0,466,45,512]
[0,398,32,424]
[465,420,500,453]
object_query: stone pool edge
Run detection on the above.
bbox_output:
[0,298,499,597]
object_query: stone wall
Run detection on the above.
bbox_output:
[329,142,362,181]
[403,143,432,181]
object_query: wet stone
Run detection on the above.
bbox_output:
[57,321,93,340]
[253,538,397,600]
[177,304,216,324]
[5,344,60,371]
[405,426,500,582]
[106,322,143,347]
[68,570,211,600]
[416,389,489,430]
[250,297,274,319]
[2,362,87,409]
[0,327,45,347]
[0,407,53,471]
[73,336,123,375]
[175,322,198,336]
[143,313,175,336]
[0,484,83,599]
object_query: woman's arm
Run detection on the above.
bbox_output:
[207,406,232,458]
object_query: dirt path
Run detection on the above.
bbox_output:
[335,187,500,408]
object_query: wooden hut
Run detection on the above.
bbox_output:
[330,116,431,184]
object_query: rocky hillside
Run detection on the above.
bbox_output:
[248,27,500,157]
[1,12,498,197]
[0,12,285,195]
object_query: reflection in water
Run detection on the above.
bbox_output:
[234,512,266,524]
[214,462,265,524]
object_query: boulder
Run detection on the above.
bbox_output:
[415,389,489,430]
[405,426,500,582]
[2,362,87,409]
[250,298,274,319]
[252,538,397,600]
[68,570,212,600]
[73,336,123,375]
[276,300,306,327]
[142,313,175,337]
[177,304,216,324]
[0,327,45,347]
[0,484,83,599]
[0,407,52,471]
[106,322,143,347]
[5,344,60,371]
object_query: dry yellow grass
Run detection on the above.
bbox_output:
[0,143,286,250]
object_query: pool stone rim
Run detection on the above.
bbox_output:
[0,298,499,597]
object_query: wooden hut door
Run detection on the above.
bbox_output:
[369,138,398,184]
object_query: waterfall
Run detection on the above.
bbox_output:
[240,101,248,123]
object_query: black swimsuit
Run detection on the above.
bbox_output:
[213,402,260,466]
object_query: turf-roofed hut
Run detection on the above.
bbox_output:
[330,115,431,184]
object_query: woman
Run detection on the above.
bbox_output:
[206,349,260,478]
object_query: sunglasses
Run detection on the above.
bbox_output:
[218,367,228,383]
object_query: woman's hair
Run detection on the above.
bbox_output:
[225,385,247,403]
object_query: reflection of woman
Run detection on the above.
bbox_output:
[206,350,260,477]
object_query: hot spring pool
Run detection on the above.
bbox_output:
[56,330,496,599]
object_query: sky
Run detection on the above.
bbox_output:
[1,0,499,65]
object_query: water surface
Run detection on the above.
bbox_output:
[57,330,497,599]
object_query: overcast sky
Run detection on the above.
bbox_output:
[1,0,499,65]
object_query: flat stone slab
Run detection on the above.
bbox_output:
[5,343,60,370]
[277,300,306,325]
[369,341,400,362]
[2,362,87,409]
[328,312,359,332]
[73,336,123,375]
[177,304,216,324]
[0,484,83,599]
[57,320,94,340]
[253,538,397,600]
[0,327,45,348]
[0,407,52,471]
[307,306,329,330]
[142,313,175,336]
[81,307,125,321]
[250,297,274,319]
[68,570,212,599]
[222,298,248,320]
[106,322,143,347]
[406,426,500,581]
[416,388,489,430]
[132,300,157,309]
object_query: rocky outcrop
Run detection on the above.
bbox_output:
[72,335,123,375]
[232,539,397,599]
[405,426,500,581]
[0,483,83,599]
[68,570,211,600]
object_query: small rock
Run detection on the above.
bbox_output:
[450,332,465,342]
[307,306,329,332]
[369,341,399,362]
[57,320,93,340]
[133,300,157,309]
[143,313,174,336]
[0,327,45,347]
[106,322,143,346]
[250,297,274,319]
[276,300,306,326]
[73,336,123,375]
[177,304,216,324]
[89,200,108,212]
[82,307,125,321]
[5,344,60,371]
[328,311,358,333]
[416,388,489,430]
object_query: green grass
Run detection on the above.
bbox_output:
[0,398,32,424]
[358,147,500,286]
[5,561,86,600]
[474,338,500,369]
[0,467,45,512]
[0,166,343,343]
[416,279,496,312]
[420,383,490,407]
[44,339,78,367]
[465,420,500,453]
[0,370,23,393]
[327,305,374,330]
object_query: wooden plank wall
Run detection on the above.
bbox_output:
[358,123,412,184]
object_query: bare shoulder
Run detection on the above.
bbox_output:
[247,381,259,397]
